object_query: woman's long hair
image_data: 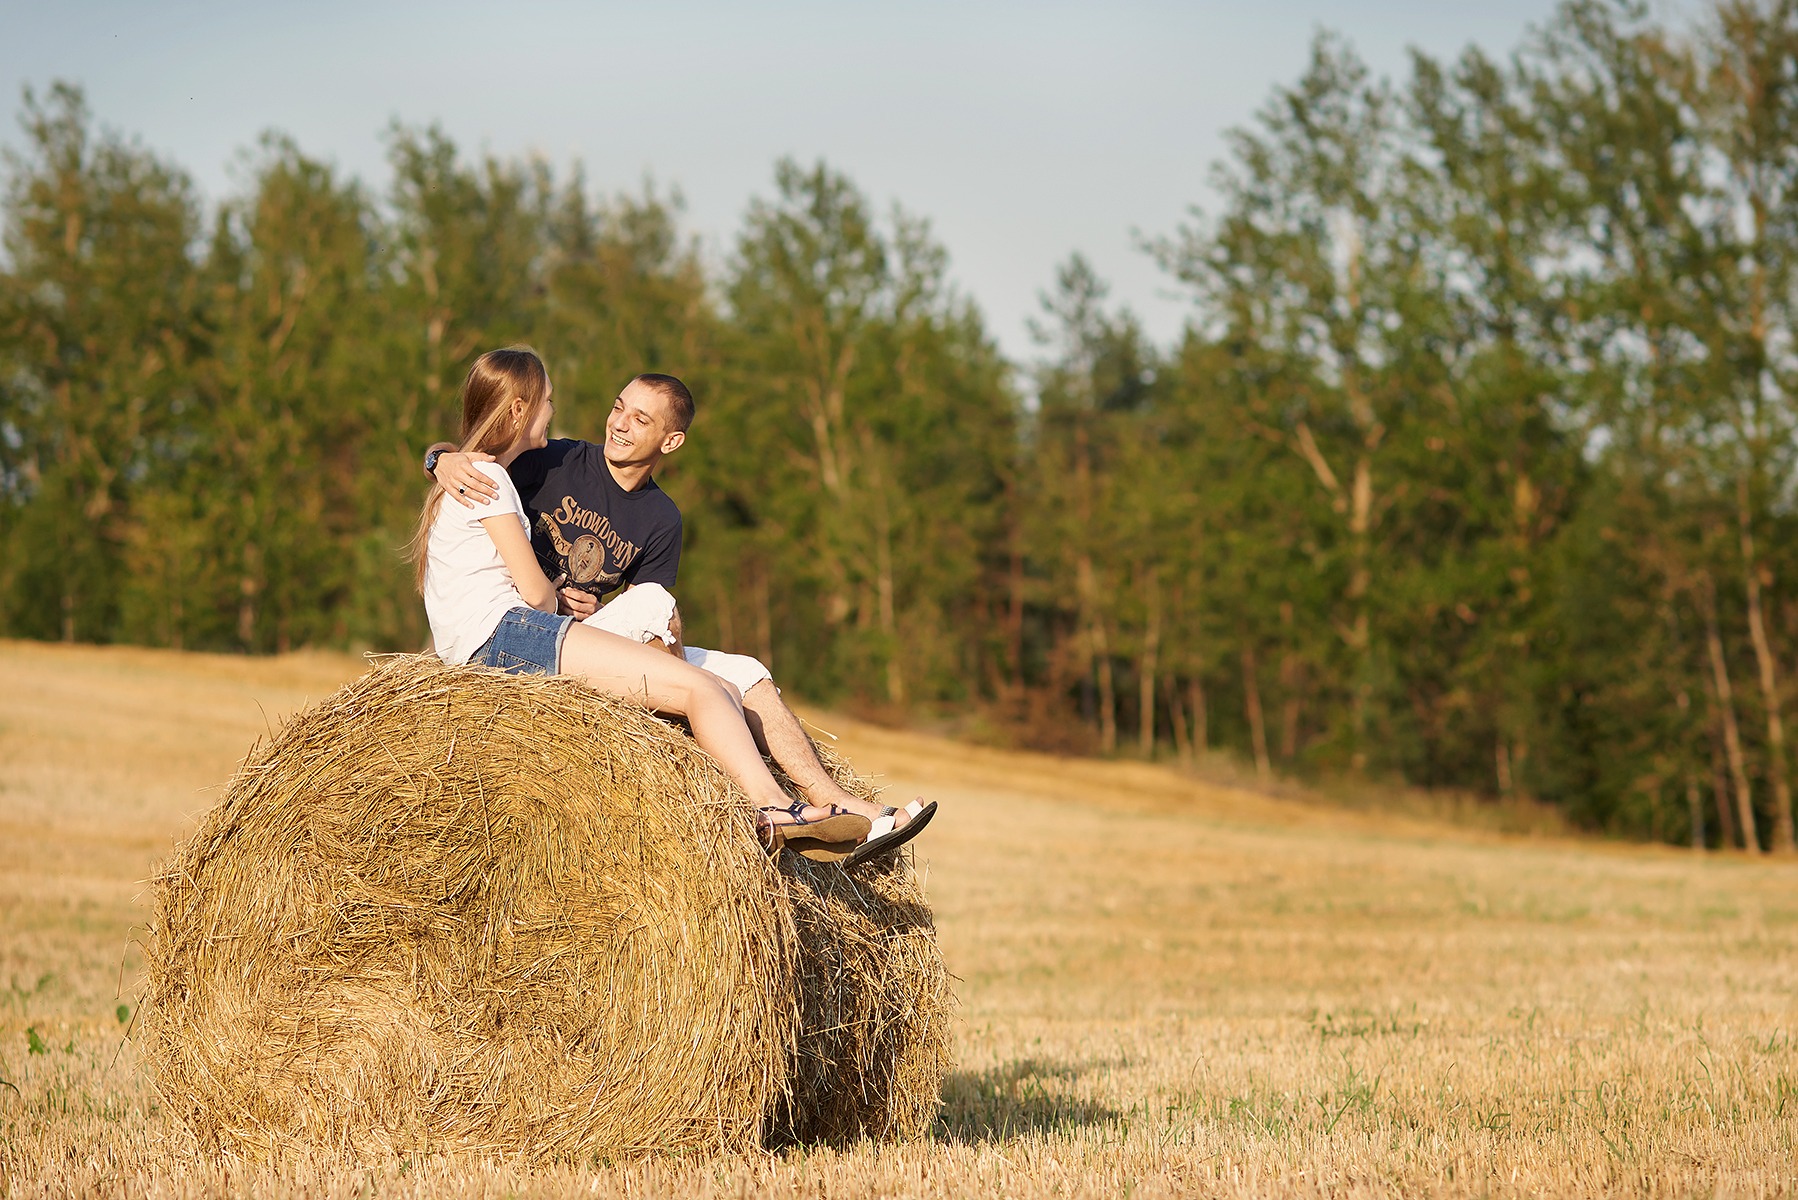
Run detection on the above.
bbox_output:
[410,346,552,593]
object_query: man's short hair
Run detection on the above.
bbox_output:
[635,373,695,432]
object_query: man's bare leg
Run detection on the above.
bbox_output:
[738,679,917,827]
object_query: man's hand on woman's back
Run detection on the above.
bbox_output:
[426,445,501,508]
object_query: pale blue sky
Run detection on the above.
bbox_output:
[0,1,1685,361]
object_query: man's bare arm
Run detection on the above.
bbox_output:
[423,445,500,508]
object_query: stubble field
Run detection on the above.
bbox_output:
[1,639,1794,1198]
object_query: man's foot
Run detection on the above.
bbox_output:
[847,800,937,867]
[866,798,929,837]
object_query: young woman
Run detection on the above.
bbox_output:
[414,347,868,860]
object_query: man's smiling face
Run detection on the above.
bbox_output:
[603,379,684,468]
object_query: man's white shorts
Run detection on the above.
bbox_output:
[583,583,773,695]
[676,645,774,696]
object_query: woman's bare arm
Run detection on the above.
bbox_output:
[481,515,558,612]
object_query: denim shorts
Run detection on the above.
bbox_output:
[471,606,573,675]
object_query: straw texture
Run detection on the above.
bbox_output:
[141,655,949,1161]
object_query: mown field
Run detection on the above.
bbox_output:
[1,639,1795,1198]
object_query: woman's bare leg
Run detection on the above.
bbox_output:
[558,623,796,814]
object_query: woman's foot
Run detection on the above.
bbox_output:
[757,802,870,862]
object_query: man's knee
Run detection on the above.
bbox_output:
[587,582,677,646]
[622,582,676,627]
[683,646,774,695]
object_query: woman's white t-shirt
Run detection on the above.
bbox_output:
[423,463,533,665]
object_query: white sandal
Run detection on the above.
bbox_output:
[848,799,936,867]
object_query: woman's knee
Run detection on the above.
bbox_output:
[678,666,740,712]
[648,652,745,718]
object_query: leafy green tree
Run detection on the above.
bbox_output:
[1161,34,1443,772]
[706,159,1011,703]
[1400,40,1585,798]
[1685,0,1798,850]
[1526,0,1796,847]
[1023,255,1156,753]
[0,83,200,643]
[352,126,552,647]
[163,135,376,652]
[539,179,717,443]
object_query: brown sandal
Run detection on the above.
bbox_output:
[759,802,871,863]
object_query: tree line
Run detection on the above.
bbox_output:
[4,0,1797,850]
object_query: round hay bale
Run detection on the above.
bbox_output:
[142,655,950,1161]
[772,850,951,1145]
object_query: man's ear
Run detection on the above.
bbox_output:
[660,429,686,454]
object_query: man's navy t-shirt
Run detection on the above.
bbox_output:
[507,439,681,600]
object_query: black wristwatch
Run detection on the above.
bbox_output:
[424,448,446,476]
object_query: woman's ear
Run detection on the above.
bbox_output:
[510,396,528,427]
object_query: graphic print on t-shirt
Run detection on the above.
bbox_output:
[536,493,642,594]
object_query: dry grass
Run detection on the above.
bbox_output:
[2,638,1796,1198]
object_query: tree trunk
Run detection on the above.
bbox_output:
[1702,574,1761,852]
[1166,675,1192,764]
[1278,602,1302,760]
[1242,641,1271,782]
[874,482,903,706]
[1069,415,1115,753]
[1074,548,1117,753]
[1190,676,1209,757]
[1005,477,1025,697]
[1139,566,1160,757]
[1093,613,1117,754]
[1710,719,1739,851]
[168,533,184,652]
[1347,456,1373,772]
[1737,484,1795,852]
[1044,615,1073,732]
[798,328,858,634]
[1291,419,1377,771]
[1005,537,1025,696]
[1687,777,1705,851]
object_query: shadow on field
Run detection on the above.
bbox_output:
[935,1058,1122,1143]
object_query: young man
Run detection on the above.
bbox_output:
[426,372,932,856]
